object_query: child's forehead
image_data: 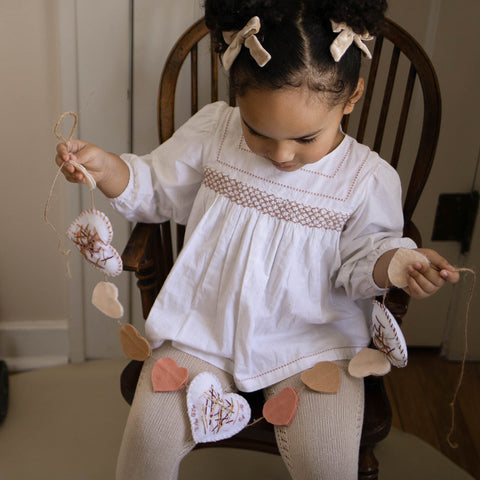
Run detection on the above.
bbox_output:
[237,87,342,136]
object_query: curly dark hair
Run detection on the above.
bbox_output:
[204,0,387,105]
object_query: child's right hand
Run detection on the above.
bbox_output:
[55,140,130,198]
[56,139,109,185]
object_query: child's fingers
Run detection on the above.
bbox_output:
[405,263,444,298]
[439,268,460,284]
[416,248,461,285]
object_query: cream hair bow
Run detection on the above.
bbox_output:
[222,16,272,71]
[330,20,373,62]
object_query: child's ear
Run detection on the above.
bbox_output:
[343,78,365,115]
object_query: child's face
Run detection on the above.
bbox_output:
[238,86,356,172]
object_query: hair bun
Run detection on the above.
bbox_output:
[205,0,294,33]
[316,0,387,35]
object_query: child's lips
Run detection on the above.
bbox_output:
[271,160,298,171]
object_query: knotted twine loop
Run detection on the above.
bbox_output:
[54,111,78,152]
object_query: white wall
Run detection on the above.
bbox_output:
[0,0,69,369]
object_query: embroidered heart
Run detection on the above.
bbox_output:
[91,281,124,318]
[371,300,408,368]
[119,324,151,361]
[187,372,251,443]
[387,248,430,288]
[263,387,298,426]
[348,348,391,378]
[301,362,341,394]
[152,357,189,392]
[66,209,123,277]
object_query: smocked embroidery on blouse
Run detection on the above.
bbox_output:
[215,109,367,203]
[203,167,350,231]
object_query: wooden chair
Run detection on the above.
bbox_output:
[120,17,441,479]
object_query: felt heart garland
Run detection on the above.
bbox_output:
[46,112,125,320]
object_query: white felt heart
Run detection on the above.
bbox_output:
[348,348,391,378]
[187,372,251,444]
[91,281,124,318]
[371,300,408,368]
[66,209,123,277]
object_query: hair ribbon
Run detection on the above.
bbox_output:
[330,20,373,62]
[222,16,271,71]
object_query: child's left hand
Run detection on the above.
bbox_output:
[404,248,460,299]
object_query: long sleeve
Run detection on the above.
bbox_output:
[335,161,416,300]
[110,102,229,224]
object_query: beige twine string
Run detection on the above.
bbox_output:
[383,265,476,449]
[44,111,95,277]
[446,267,476,448]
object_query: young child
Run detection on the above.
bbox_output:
[56,0,459,478]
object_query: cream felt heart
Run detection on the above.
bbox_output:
[152,357,189,392]
[91,281,124,319]
[187,372,251,443]
[388,248,430,288]
[300,362,341,394]
[263,387,298,426]
[66,209,123,277]
[348,348,391,378]
[371,300,408,368]
[119,324,152,361]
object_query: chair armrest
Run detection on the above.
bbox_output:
[122,223,162,273]
[121,222,174,319]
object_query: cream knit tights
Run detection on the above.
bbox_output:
[116,344,364,480]
[264,360,364,480]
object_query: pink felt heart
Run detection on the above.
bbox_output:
[301,361,341,394]
[119,324,151,361]
[263,387,298,426]
[187,372,251,443]
[152,357,189,392]
[66,209,123,277]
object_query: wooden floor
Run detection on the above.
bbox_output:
[384,348,480,479]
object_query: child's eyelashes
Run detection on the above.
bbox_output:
[245,123,319,144]
[297,136,318,144]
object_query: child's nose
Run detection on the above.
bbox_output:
[268,142,295,163]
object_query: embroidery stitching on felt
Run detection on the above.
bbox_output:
[203,168,349,231]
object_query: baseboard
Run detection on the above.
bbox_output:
[0,320,69,372]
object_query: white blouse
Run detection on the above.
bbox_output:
[111,101,415,392]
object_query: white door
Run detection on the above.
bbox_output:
[59,0,132,360]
